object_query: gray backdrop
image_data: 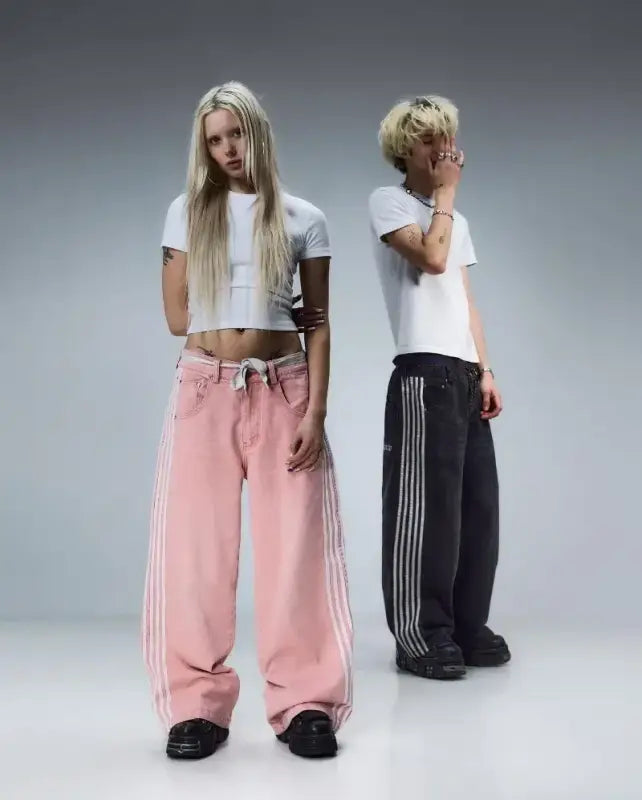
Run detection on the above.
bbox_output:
[1,0,640,627]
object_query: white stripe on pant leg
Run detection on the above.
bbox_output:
[406,377,428,653]
[161,370,183,728]
[393,377,413,656]
[401,377,422,656]
[405,377,419,655]
[394,378,413,653]
[406,377,420,654]
[399,377,414,654]
[144,377,175,713]
[321,439,351,729]
[151,375,177,730]
[325,436,354,728]
[142,405,169,674]
[415,378,428,652]
[321,453,339,730]
[396,377,421,657]
[321,436,353,730]
[152,378,176,730]
[411,378,428,652]
[394,377,428,658]
[406,377,424,655]
[150,370,181,730]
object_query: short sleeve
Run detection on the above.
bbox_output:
[161,194,188,252]
[368,187,416,241]
[299,206,331,260]
[460,217,477,267]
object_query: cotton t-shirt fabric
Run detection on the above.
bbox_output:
[161,190,331,333]
[368,185,479,362]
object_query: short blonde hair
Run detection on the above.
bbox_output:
[378,95,459,173]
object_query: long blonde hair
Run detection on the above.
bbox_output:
[378,95,459,172]
[185,81,290,312]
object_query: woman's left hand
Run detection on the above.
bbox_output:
[287,413,324,472]
[480,373,503,420]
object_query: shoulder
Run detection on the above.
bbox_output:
[368,185,409,211]
[166,193,187,215]
[369,185,403,202]
[282,192,327,223]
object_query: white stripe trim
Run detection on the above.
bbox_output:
[159,376,180,727]
[410,378,428,652]
[393,377,428,657]
[328,437,354,728]
[145,370,181,730]
[394,377,416,655]
[321,436,353,730]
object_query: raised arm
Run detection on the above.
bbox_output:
[384,186,455,275]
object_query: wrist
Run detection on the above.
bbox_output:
[306,405,327,421]
[433,186,455,208]
[480,366,494,378]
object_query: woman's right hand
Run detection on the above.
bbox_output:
[431,136,464,192]
[291,293,326,333]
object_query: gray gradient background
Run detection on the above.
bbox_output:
[1,0,640,627]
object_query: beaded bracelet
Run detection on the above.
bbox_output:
[433,209,454,221]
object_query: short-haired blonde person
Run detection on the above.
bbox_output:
[368,95,510,680]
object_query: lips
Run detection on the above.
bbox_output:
[227,159,242,169]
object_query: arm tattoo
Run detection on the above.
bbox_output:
[162,246,174,266]
[439,234,446,244]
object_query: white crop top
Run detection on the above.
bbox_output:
[161,190,331,333]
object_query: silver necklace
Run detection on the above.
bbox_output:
[402,182,434,208]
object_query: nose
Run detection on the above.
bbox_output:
[225,139,237,157]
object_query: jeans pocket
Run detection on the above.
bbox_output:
[175,375,211,419]
[273,373,309,418]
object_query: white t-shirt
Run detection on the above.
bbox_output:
[368,185,479,362]
[161,190,331,333]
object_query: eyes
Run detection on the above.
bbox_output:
[207,128,244,146]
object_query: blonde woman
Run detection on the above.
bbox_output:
[143,82,352,760]
[368,96,510,681]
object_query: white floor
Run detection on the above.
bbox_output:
[1,620,640,800]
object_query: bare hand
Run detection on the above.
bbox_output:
[430,136,464,191]
[480,373,503,420]
[291,293,326,333]
[287,414,324,472]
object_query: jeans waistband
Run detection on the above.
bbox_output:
[393,352,480,372]
[179,348,306,390]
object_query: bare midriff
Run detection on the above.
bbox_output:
[185,328,303,362]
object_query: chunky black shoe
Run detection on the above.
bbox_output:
[276,711,337,758]
[396,639,466,680]
[455,626,511,667]
[166,718,229,760]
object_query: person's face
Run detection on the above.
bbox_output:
[406,130,451,173]
[204,109,247,180]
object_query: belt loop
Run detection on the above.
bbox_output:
[213,358,221,383]
[267,359,278,385]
